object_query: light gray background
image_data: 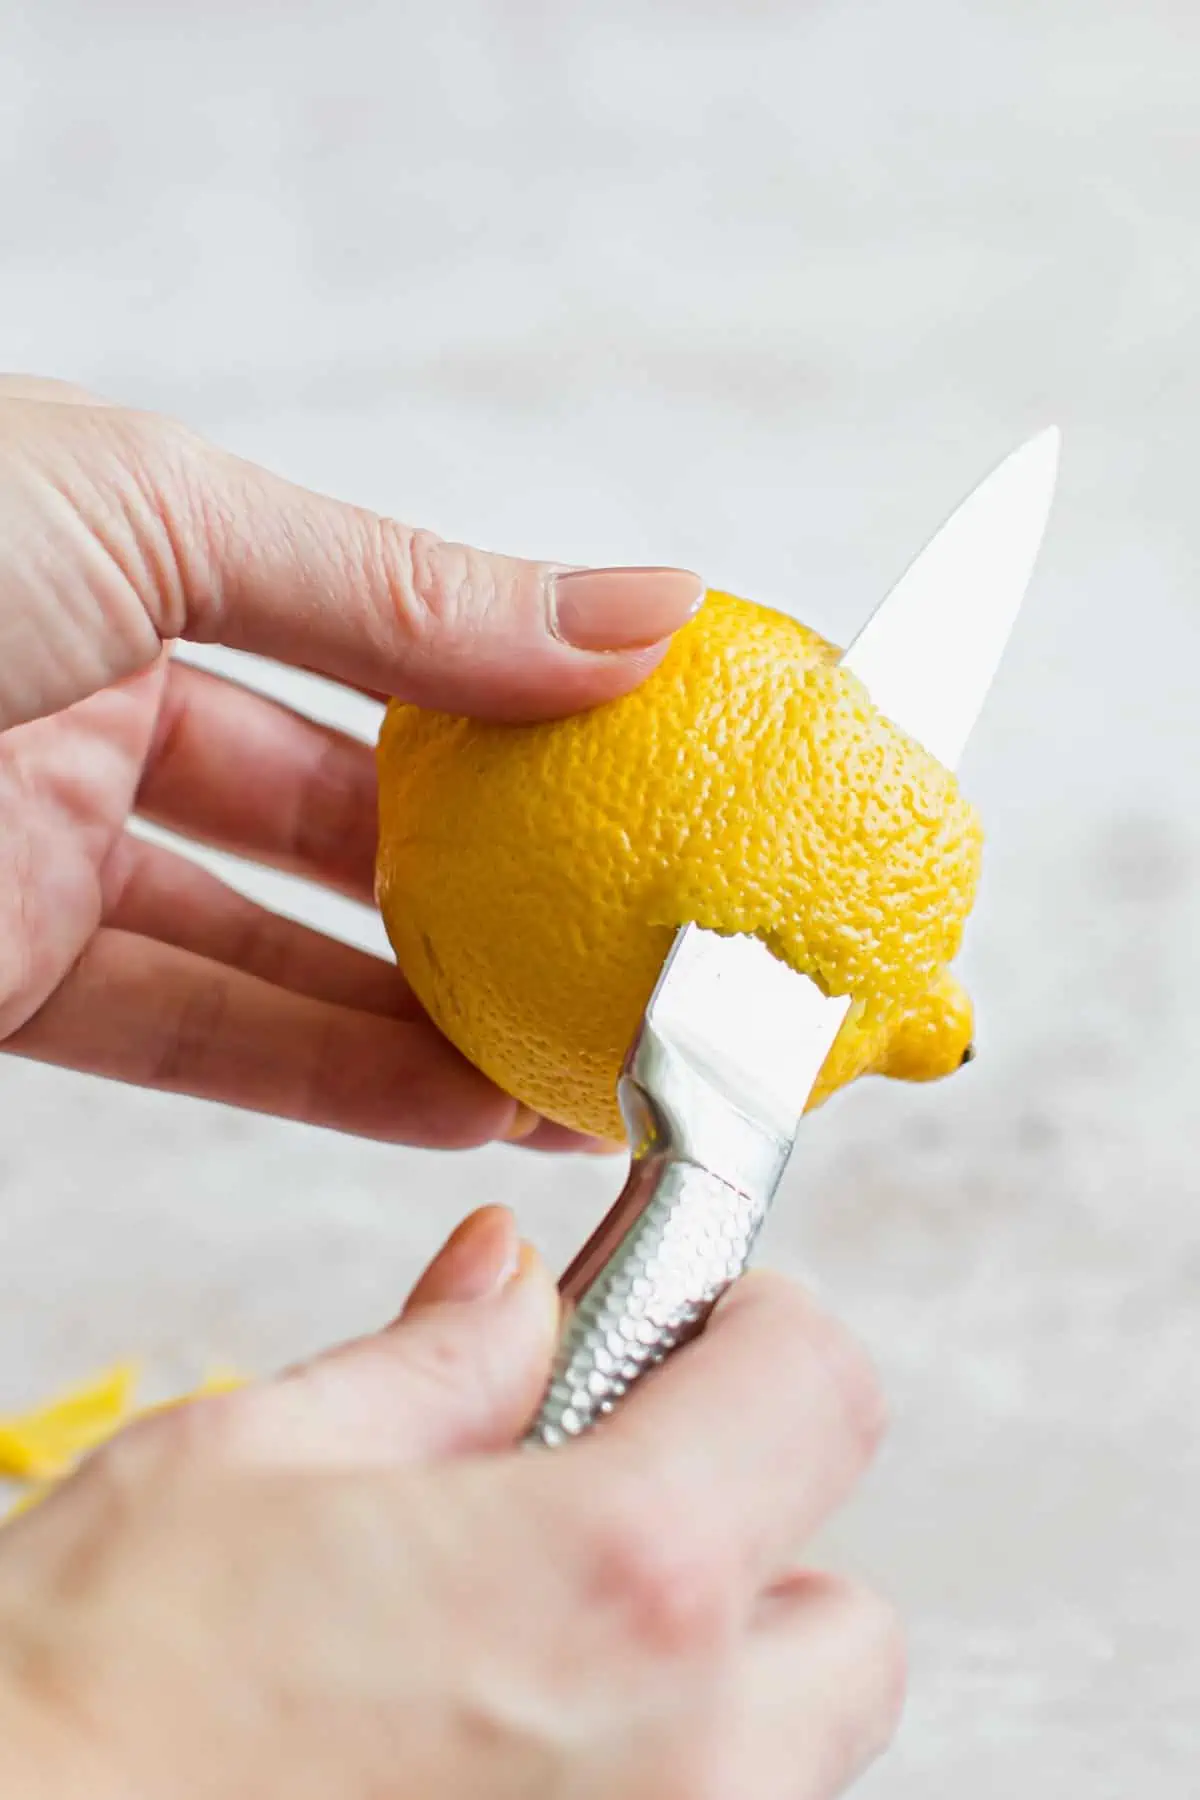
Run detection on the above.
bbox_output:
[1,1,1197,1793]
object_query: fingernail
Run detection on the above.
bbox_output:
[401,1206,519,1315]
[549,566,705,652]
[503,1104,541,1143]
[500,1242,561,1335]
[505,1241,542,1288]
[457,1208,521,1296]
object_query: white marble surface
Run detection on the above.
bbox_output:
[1,1,1198,1792]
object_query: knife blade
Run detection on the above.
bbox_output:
[528,429,1060,1447]
[842,426,1059,766]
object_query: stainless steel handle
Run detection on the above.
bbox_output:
[526,927,811,1449]
[527,1151,771,1446]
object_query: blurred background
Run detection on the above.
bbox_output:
[1,0,1197,1791]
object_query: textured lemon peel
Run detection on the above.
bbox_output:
[1,1365,245,1521]
[0,1362,138,1482]
[378,591,982,1139]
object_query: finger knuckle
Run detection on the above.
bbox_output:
[74,1412,182,1517]
[229,905,292,989]
[99,1392,239,1485]
[147,968,231,1089]
[284,730,366,880]
[73,1433,146,1516]
[375,520,484,635]
[767,1276,889,1464]
[821,1576,908,1774]
[114,410,216,626]
[852,1585,908,1741]
[581,1475,735,1659]
[822,1322,888,1465]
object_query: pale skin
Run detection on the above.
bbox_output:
[0,378,905,1798]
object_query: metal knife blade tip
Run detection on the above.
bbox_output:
[840,426,1060,769]
[642,428,1060,1116]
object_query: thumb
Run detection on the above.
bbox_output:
[167,1210,561,1469]
[0,389,703,725]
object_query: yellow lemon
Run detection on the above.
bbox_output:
[377,591,982,1141]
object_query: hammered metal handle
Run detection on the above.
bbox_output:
[526,1155,769,1447]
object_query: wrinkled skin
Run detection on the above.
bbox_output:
[0,377,699,1147]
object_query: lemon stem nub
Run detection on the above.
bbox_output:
[960,1042,976,1066]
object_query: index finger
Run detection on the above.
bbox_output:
[565,1270,887,1575]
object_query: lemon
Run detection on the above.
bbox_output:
[376,591,982,1141]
